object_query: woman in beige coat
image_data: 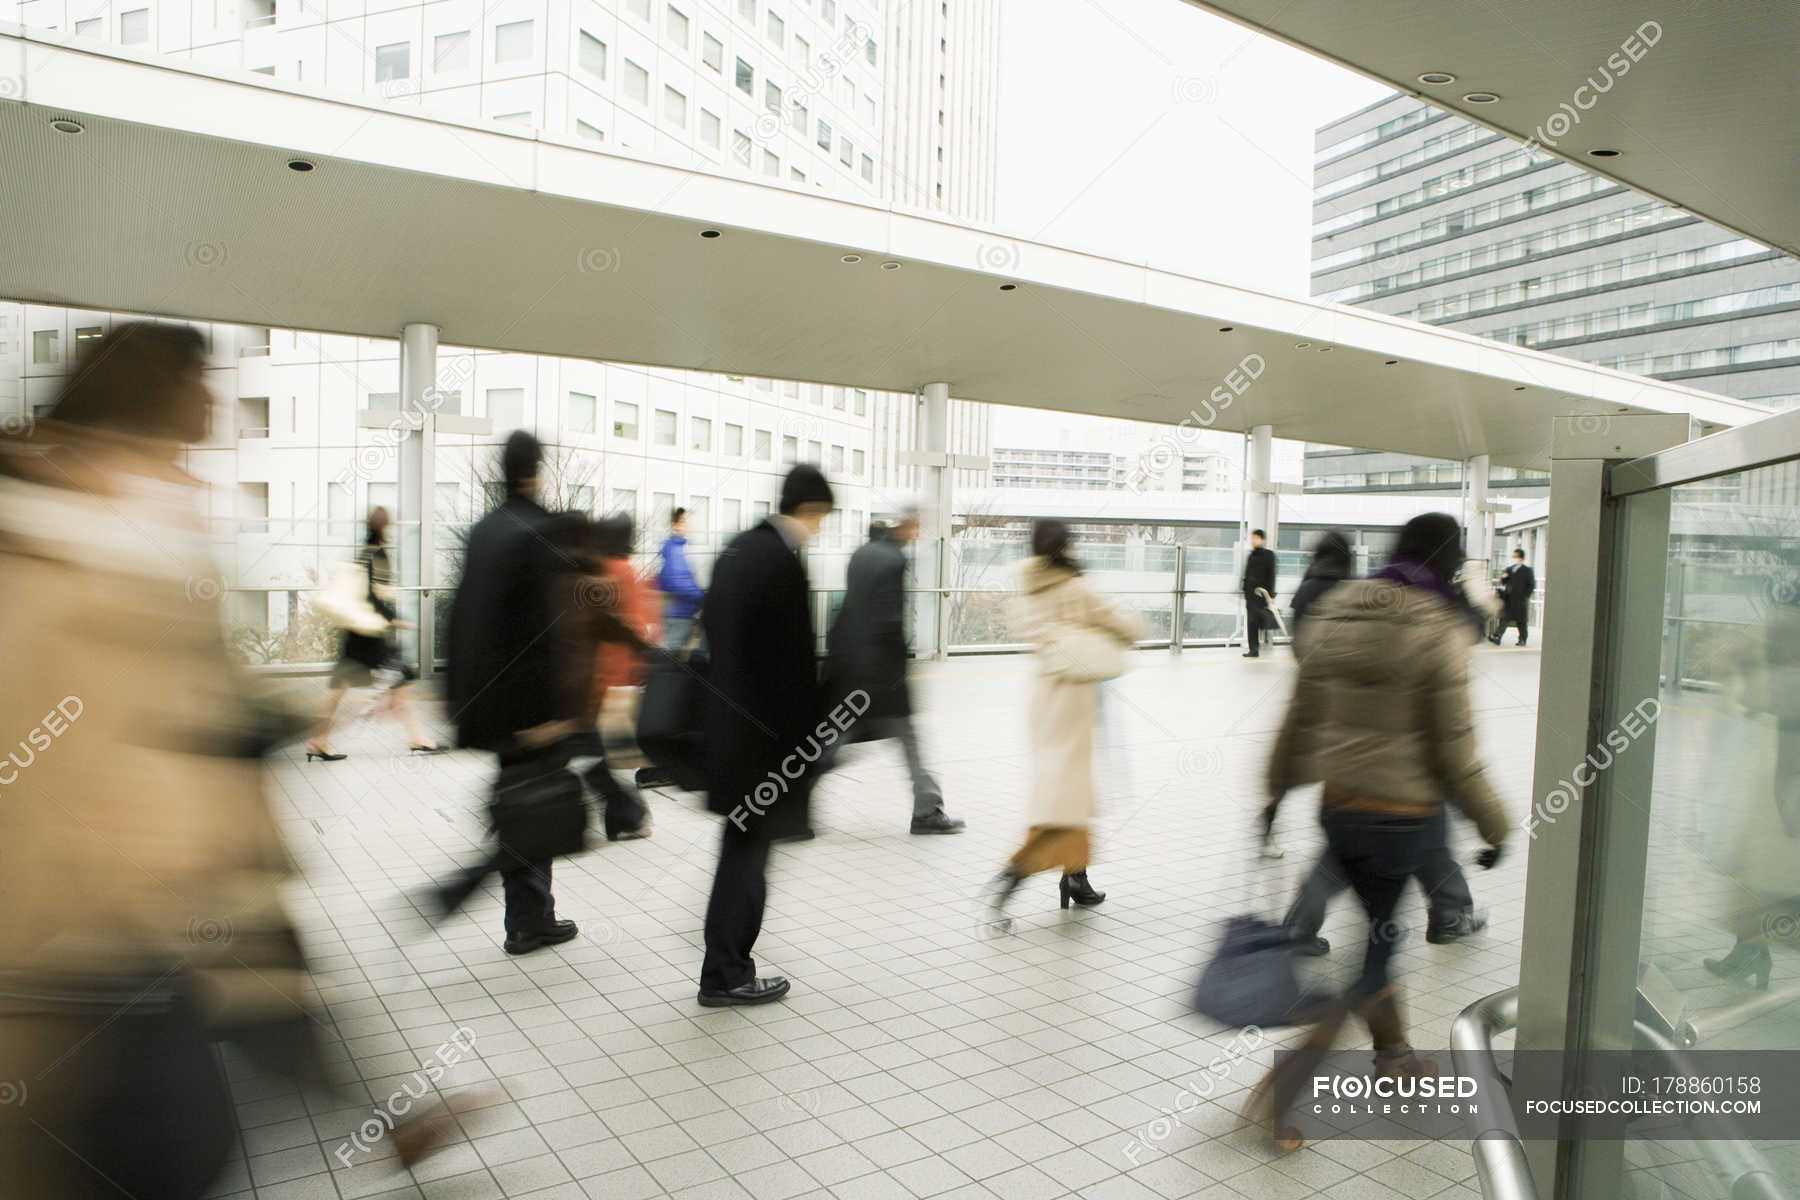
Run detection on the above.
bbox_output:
[991,520,1139,923]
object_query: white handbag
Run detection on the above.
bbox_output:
[315,559,389,636]
[1039,622,1126,683]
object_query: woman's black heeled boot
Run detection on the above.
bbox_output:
[989,869,1025,928]
[1059,871,1105,909]
[1704,940,1772,990]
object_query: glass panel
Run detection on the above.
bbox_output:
[1615,460,1800,1195]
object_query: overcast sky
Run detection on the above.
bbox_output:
[989,0,1390,454]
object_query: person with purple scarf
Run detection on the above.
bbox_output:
[1253,512,1511,1151]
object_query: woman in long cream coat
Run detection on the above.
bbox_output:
[991,520,1139,922]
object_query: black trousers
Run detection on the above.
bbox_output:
[1285,806,1473,938]
[1499,602,1528,644]
[436,744,560,936]
[1245,598,1267,655]
[700,821,773,992]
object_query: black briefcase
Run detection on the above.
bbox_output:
[636,646,712,792]
[489,756,588,862]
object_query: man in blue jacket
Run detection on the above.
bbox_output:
[658,506,705,649]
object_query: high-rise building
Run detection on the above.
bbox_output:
[0,0,998,655]
[989,445,1232,493]
[1306,92,1800,497]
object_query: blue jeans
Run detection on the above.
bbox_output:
[1321,808,1433,997]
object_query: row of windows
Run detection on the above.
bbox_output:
[457,388,869,476]
[1315,123,1493,201]
[1314,171,1617,272]
[1308,465,1547,489]
[1402,238,1772,323]
[1595,337,1800,377]
[1486,280,1800,348]
[1315,105,1439,165]
[1316,141,1553,236]
[1318,201,1679,300]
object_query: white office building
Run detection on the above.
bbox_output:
[0,0,997,658]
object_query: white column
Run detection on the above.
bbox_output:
[399,322,438,677]
[921,382,953,659]
[1467,453,1491,571]
[1246,424,1273,538]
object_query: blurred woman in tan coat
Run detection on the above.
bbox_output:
[990,520,1139,924]
[0,325,453,1197]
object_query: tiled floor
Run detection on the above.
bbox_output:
[216,643,1545,1200]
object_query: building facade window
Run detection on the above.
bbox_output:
[119,8,149,44]
[691,416,712,451]
[624,59,649,105]
[663,85,687,127]
[613,400,639,438]
[567,392,596,433]
[375,42,410,81]
[734,57,754,94]
[486,388,525,429]
[723,422,744,455]
[702,32,723,71]
[701,109,721,147]
[494,20,533,63]
[654,409,677,445]
[665,5,689,46]
[578,31,606,79]
[434,31,471,72]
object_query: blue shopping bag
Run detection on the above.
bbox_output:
[1193,915,1334,1029]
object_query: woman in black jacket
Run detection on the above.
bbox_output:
[306,508,443,759]
[1288,530,1353,643]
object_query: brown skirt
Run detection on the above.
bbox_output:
[1009,825,1091,876]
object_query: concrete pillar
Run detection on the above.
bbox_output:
[399,322,438,677]
[1467,453,1491,571]
[921,383,953,659]
[1247,424,1273,539]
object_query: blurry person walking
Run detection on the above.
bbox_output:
[991,520,1139,923]
[0,323,456,1196]
[440,431,592,956]
[1256,512,1511,1149]
[583,514,654,840]
[657,505,705,650]
[696,465,836,1007]
[1287,529,1352,641]
[1489,547,1536,645]
[307,506,444,760]
[1242,528,1277,657]
[824,508,963,834]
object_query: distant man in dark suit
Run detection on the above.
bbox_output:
[824,508,962,834]
[442,430,586,955]
[1490,548,1536,646]
[1242,528,1277,658]
[696,464,836,1007]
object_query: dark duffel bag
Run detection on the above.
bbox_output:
[489,754,588,862]
[636,646,712,793]
[1193,915,1334,1029]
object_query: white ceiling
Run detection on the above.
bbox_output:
[0,26,1767,471]
[1184,0,1800,258]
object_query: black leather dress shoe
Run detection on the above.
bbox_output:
[697,976,791,1007]
[910,810,966,834]
[503,919,579,956]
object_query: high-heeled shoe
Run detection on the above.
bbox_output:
[1704,940,1772,990]
[304,744,347,762]
[1059,871,1105,909]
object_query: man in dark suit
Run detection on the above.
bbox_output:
[824,508,962,834]
[442,431,584,955]
[696,464,836,1006]
[1490,548,1536,646]
[1241,528,1277,658]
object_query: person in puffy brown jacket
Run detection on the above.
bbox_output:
[1256,512,1510,1150]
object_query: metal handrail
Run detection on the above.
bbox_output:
[1453,987,1795,1200]
[1450,988,1540,1200]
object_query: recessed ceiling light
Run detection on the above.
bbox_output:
[1384,359,1398,365]
[880,261,901,271]
[1294,341,1311,349]
[841,253,862,263]
[1418,72,1456,86]
[1462,92,1500,104]
[286,158,315,172]
[1218,326,1234,333]
[1588,148,1621,158]
[1318,346,1333,353]
[700,229,721,238]
[50,118,85,134]
[1513,385,1527,391]
[999,283,1017,291]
